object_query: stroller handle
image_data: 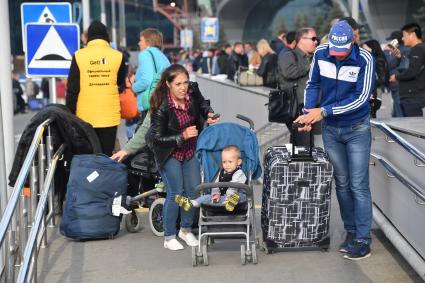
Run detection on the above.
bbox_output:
[236,114,254,130]
[195,182,253,197]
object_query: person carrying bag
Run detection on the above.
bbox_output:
[120,73,139,120]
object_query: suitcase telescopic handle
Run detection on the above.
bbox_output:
[291,122,314,159]
[195,182,253,197]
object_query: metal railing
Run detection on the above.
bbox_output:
[371,121,425,166]
[0,119,65,282]
[370,153,425,204]
[17,144,65,282]
[371,121,425,203]
[370,120,425,280]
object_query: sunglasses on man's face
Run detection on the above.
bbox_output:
[302,36,318,42]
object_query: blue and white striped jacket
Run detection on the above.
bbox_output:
[304,43,375,127]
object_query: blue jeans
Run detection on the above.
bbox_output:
[125,119,138,140]
[157,157,201,240]
[322,118,372,244]
[390,89,403,117]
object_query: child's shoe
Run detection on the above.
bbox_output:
[224,192,240,212]
[175,195,192,211]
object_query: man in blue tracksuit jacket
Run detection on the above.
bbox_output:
[296,21,375,260]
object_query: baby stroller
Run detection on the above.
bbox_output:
[122,146,166,236]
[192,115,262,266]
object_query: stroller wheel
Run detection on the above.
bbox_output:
[149,198,165,237]
[191,246,198,267]
[124,211,142,233]
[202,245,209,266]
[251,243,258,264]
[240,244,246,265]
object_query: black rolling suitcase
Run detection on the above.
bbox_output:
[261,131,333,253]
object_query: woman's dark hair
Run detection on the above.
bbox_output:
[364,39,389,86]
[149,64,189,113]
[363,39,385,59]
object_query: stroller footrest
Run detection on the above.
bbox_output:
[201,215,247,222]
[202,225,248,234]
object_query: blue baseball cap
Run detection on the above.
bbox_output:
[328,21,354,56]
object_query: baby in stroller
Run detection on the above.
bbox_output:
[175,145,247,212]
[190,119,262,266]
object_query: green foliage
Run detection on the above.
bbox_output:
[273,13,287,36]
[328,4,344,20]
[314,8,329,38]
[313,4,344,39]
[294,13,309,30]
[413,0,425,30]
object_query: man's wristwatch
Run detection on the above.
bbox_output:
[320,107,327,118]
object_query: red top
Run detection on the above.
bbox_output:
[167,91,196,161]
[56,81,66,98]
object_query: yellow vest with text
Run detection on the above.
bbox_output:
[75,39,122,128]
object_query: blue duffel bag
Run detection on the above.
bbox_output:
[60,154,128,240]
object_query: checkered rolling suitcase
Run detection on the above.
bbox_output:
[261,137,333,253]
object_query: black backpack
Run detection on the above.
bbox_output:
[33,83,40,95]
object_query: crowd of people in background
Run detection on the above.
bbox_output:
[164,18,424,120]
[11,16,425,121]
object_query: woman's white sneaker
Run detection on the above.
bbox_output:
[164,239,184,251]
[178,231,199,247]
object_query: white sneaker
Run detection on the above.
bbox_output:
[178,231,199,247]
[164,239,184,251]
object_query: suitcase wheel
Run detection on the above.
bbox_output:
[124,211,142,233]
[319,237,330,252]
[320,245,330,252]
[263,242,274,254]
[264,246,274,254]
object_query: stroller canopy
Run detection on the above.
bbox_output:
[196,122,262,182]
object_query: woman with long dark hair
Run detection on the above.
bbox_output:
[363,39,390,118]
[147,64,219,251]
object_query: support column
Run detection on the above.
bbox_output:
[0,1,14,280]
[82,0,91,32]
[351,0,359,21]
[100,0,107,25]
[111,0,117,47]
[118,0,126,47]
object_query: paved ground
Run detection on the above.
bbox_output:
[34,187,421,283]
[11,93,423,282]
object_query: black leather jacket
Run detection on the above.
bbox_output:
[256,53,278,88]
[147,82,213,167]
[227,51,248,81]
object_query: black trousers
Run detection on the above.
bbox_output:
[95,126,118,156]
[400,96,425,117]
[15,94,26,113]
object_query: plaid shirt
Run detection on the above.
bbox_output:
[167,91,196,161]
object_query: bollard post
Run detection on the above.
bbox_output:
[37,138,47,248]
[29,161,38,224]
[19,189,28,263]
[45,127,55,227]
[7,230,15,281]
